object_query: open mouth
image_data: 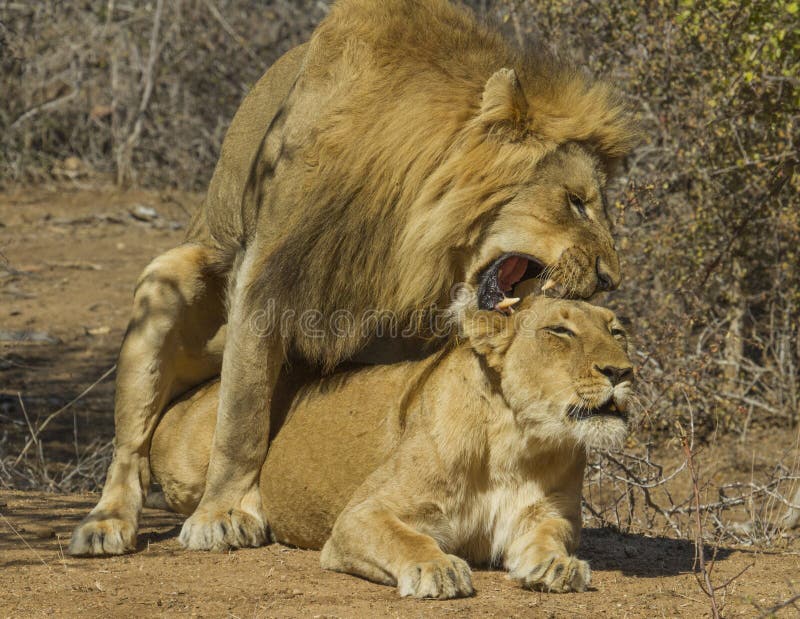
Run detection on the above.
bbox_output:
[568,398,627,421]
[477,253,545,314]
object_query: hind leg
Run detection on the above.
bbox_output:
[68,244,226,556]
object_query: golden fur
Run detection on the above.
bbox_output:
[69,0,637,556]
[149,296,634,597]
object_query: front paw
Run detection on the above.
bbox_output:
[179,507,268,551]
[397,554,474,599]
[68,513,137,556]
[512,554,590,593]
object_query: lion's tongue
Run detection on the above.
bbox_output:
[498,256,527,292]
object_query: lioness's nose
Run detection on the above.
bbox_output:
[595,364,634,385]
[596,257,619,291]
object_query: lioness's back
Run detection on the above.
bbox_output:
[261,364,407,548]
[152,359,432,548]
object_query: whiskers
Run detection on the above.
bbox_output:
[566,381,632,451]
[619,391,645,423]
[514,377,628,451]
[537,262,558,288]
[538,252,589,299]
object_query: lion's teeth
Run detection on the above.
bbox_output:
[496,296,520,309]
[494,297,519,314]
[541,279,566,298]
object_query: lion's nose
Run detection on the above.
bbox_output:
[595,364,634,386]
[595,257,619,291]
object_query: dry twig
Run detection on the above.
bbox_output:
[13,365,116,466]
[679,418,721,619]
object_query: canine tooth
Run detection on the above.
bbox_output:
[542,279,566,298]
[496,296,520,309]
[495,297,520,310]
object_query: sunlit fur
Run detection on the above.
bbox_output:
[220,0,640,365]
[70,0,639,557]
[149,296,635,597]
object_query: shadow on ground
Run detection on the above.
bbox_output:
[2,490,738,580]
[1,340,118,456]
[0,491,182,568]
[580,526,734,578]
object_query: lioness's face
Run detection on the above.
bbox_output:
[497,297,633,450]
[469,143,620,312]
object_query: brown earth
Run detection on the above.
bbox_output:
[0,490,797,618]
[1,185,799,617]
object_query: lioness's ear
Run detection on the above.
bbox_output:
[479,68,529,139]
[462,310,515,369]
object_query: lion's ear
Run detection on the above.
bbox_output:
[462,310,515,369]
[479,68,529,139]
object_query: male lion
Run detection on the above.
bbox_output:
[69,0,637,555]
[148,296,634,597]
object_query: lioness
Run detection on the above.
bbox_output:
[148,297,634,597]
[69,0,638,555]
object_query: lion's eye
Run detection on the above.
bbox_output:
[610,328,626,338]
[545,325,575,337]
[568,193,587,219]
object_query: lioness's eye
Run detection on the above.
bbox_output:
[545,325,575,337]
[568,193,587,218]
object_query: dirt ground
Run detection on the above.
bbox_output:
[1,185,799,617]
[0,490,797,618]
